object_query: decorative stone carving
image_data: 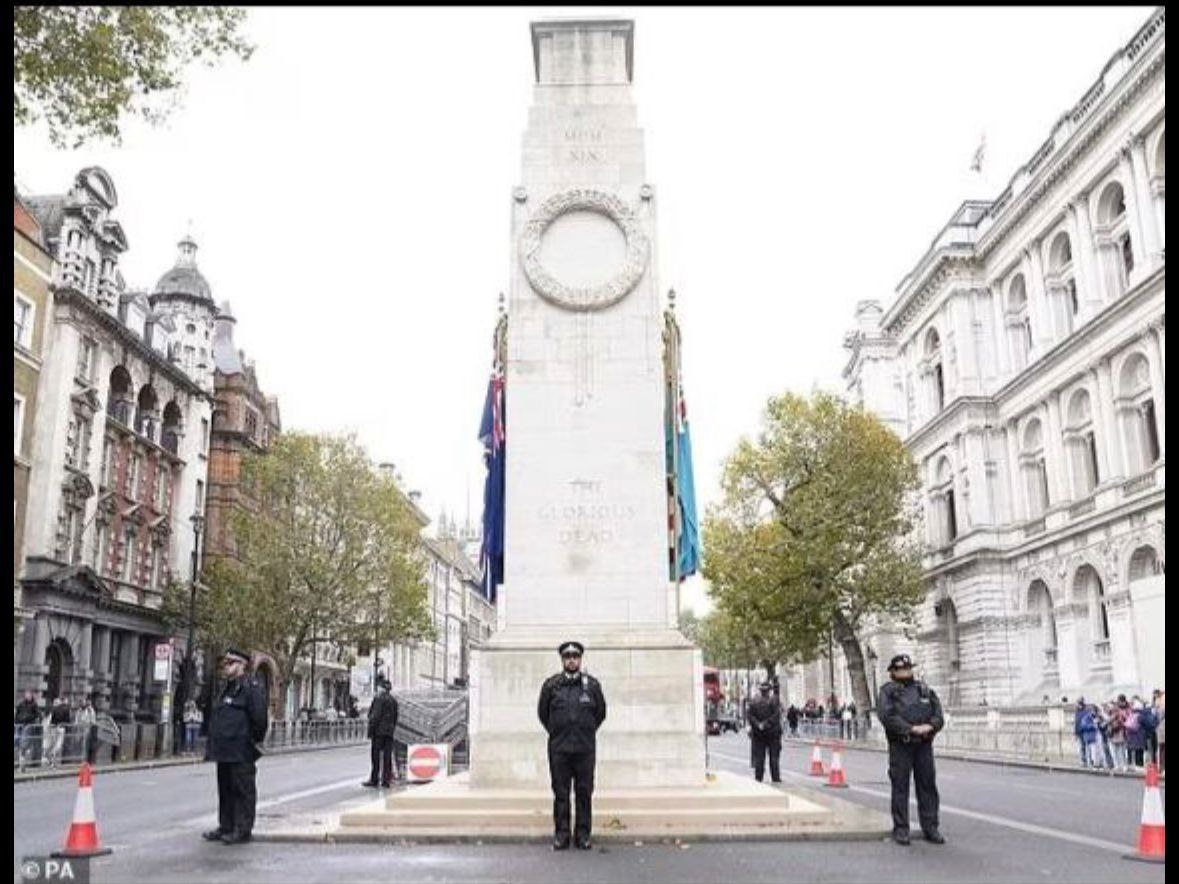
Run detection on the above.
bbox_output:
[519,188,649,312]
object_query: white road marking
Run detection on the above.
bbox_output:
[256,776,365,811]
[708,748,1133,855]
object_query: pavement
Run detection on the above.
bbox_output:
[12,736,1167,883]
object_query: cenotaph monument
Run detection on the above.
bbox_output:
[328,19,883,840]
[470,16,702,790]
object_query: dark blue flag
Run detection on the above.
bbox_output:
[478,368,505,603]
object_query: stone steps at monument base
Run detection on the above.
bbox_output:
[382,791,798,813]
[338,806,831,830]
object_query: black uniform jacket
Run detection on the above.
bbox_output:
[538,672,607,754]
[206,676,269,763]
[368,692,399,739]
[747,696,784,739]
[876,680,945,743]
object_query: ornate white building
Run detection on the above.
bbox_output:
[841,8,1164,706]
[18,167,216,719]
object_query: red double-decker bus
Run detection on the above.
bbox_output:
[704,667,738,735]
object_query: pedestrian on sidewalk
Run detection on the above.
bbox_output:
[1073,699,1093,768]
[14,691,41,771]
[786,704,799,738]
[1125,699,1148,769]
[747,682,783,783]
[43,697,70,768]
[877,654,945,846]
[183,699,204,754]
[1155,690,1165,774]
[76,696,98,765]
[1107,699,1129,772]
[202,647,268,846]
[363,677,399,788]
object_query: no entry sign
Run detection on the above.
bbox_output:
[406,743,450,783]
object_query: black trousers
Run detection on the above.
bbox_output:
[751,735,782,782]
[370,736,395,785]
[216,761,257,836]
[549,749,595,840]
[887,739,939,833]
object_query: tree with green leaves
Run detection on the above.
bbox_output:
[702,391,925,713]
[14,6,254,148]
[164,432,432,703]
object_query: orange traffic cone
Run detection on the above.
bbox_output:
[825,745,848,788]
[1123,762,1165,863]
[809,741,825,776]
[52,763,112,858]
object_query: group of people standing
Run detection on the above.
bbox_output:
[1073,691,1165,773]
[13,691,99,769]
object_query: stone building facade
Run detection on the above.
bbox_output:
[17,167,215,720]
[839,8,1165,706]
[14,193,55,635]
[203,302,281,565]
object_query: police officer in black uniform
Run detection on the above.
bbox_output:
[538,640,607,851]
[202,647,268,845]
[747,681,783,783]
[363,676,399,788]
[876,653,945,846]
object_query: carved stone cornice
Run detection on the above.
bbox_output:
[976,42,1164,259]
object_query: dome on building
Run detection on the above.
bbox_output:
[153,234,213,303]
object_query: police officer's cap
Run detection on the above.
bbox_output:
[758,681,773,691]
[558,641,584,657]
[221,647,251,664]
[887,653,914,671]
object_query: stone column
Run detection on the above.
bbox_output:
[92,626,112,709]
[1145,321,1166,456]
[1106,592,1140,689]
[1091,361,1119,482]
[950,290,978,395]
[1067,191,1102,317]
[1044,395,1070,504]
[988,284,1010,380]
[1054,608,1083,695]
[1118,144,1148,286]
[1004,422,1026,523]
[963,431,989,526]
[1127,135,1162,268]
[1023,247,1052,354]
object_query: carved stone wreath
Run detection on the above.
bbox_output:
[519,188,649,312]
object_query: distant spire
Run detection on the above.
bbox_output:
[969,133,986,174]
[176,231,198,267]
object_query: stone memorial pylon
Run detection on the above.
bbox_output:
[329,19,884,840]
[469,17,703,790]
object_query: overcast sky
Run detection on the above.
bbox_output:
[14,6,1154,614]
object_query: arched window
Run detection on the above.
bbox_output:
[1065,390,1099,497]
[1006,274,1032,370]
[1027,580,1059,681]
[1047,231,1079,334]
[1128,546,1162,583]
[930,456,957,544]
[924,328,945,413]
[135,384,159,442]
[1074,566,1110,661]
[161,401,183,456]
[1020,419,1050,516]
[107,366,133,425]
[1117,354,1160,473]
[1096,181,1133,296]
